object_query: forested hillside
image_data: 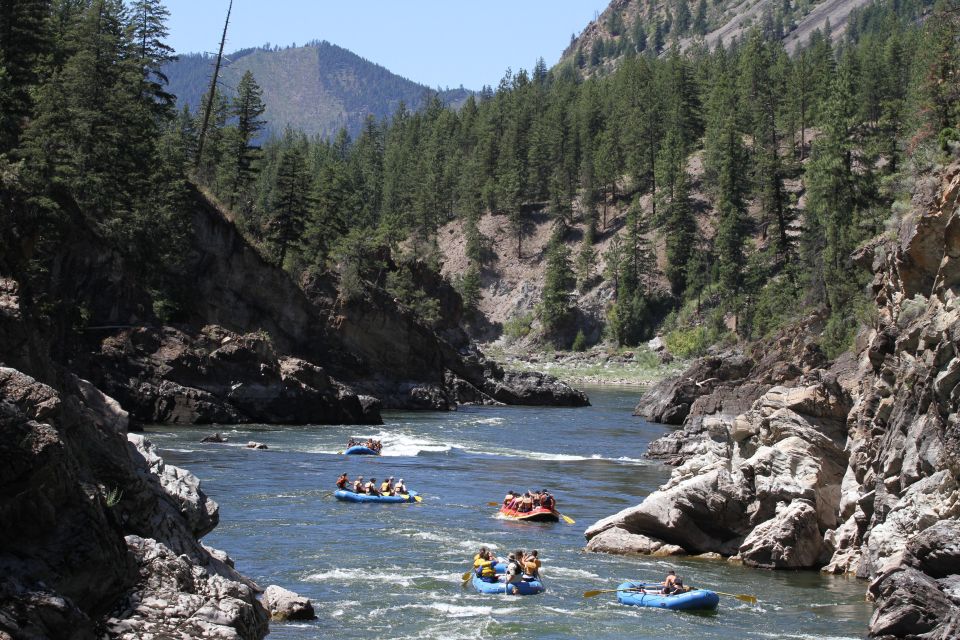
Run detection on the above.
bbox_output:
[561,0,878,73]
[164,41,472,139]
[189,0,956,362]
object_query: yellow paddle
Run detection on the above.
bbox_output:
[695,588,757,605]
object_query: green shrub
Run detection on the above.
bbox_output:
[571,329,587,352]
[664,326,712,358]
[503,312,534,342]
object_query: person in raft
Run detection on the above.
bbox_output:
[352,475,364,493]
[662,570,687,594]
[346,438,382,453]
[363,478,381,495]
[504,490,557,512]
[393,478,407,495]
[501,551,525,593]
[473,547,498,583]
[336,473,349,490]
[379,476,394,495]
[521,550,541,581]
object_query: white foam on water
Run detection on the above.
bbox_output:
[458,446,649,466]
[544,567,601,580]
[303,567,424,587]
[369,602,522,619]
[473,417,505,426]
[404,530,499,551]
[542,606,576,614]
[162,448,198,454]
[371,430,454,457]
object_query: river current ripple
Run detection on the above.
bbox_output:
[147,386,872,640]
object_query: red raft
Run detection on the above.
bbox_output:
[496,505,560,523]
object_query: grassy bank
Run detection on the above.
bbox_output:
[485,344,686,387]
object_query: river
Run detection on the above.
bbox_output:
[146,386,872,640]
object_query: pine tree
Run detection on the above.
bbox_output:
[227,70,266,206]
[804,64,875,310]
[129,0,175,112]
[693,0,708,36]
[741,31,789,261]
[540,234,574,338]
[0,0,50,149]
[268,145,312,268]
[664,170,695,295]
[575,218,597,293]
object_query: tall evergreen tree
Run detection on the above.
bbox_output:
[268,145,312,268]
[663,170,695,295]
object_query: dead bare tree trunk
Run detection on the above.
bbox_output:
[195,0,233,167]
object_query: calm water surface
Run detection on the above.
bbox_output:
[146,386,871,640]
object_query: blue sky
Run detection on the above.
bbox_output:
[162,1,607,90]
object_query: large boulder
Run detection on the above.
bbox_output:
[584,526,686,557]
[261,585,316,621]
[738,499,823,568]
[868,520,960,639]
[634,353,754,425]
[587,380,850,564]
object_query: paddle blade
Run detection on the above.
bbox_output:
[486,502,500,507]
[561,514,576,524]
[414,495,423,502]
[335,450,343,455]
[461,571,472,581]
[734,593,757,605]
[582,589,606,598]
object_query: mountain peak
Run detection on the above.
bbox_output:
[165,42,471,139]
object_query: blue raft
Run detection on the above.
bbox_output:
[616,582,719,610]
[344,445,379,455]
[333,490,418,503]
[471,574,544,596]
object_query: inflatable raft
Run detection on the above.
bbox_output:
[344,445,379,455]
[497,505,559,522]
[615,582,719,610]
[471,574,544,596]
[333,490,418,503]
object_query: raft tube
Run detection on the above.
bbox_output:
[471,574,544,596]
[344,446,379,456]
[496,506,560,522]
[615,582,719,610]
[333,490,418,503]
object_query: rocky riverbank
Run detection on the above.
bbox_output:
[0,283,270,638]
[585,161,960,638]
[484,343,684,387]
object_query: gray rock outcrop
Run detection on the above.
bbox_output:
[0,284,269,639]
[588,161,960,639]
[79,325,382,427]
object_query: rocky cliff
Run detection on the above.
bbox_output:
[62,186,586,420]
[585,162,960,638]
[0,281,269,639]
